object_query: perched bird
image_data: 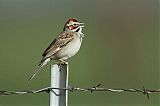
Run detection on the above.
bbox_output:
[28,18,84,81]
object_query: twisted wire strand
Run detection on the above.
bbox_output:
[0,84,160,99]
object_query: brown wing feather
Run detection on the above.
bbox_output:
[41,31,74,60]
[42,38,57,57]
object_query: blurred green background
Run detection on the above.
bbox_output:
[0,0,159,106]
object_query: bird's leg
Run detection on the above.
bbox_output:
[58,59,67,67]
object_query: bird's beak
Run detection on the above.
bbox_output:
[79,22,85,27]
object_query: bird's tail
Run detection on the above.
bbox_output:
[28,58,50,82]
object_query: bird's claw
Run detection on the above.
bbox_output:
[57,60,67,68]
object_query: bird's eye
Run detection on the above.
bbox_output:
[73,24,77,26]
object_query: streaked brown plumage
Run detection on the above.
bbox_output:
[28,18,84,81]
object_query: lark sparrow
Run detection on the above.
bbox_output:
[29,18,84,81]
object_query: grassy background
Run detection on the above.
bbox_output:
[0,0,159,106]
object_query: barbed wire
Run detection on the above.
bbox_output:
[0,84,160,99]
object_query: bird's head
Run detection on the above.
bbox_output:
[63,18,84,33]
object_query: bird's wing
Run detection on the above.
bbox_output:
[42,31,74,60]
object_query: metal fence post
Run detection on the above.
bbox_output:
[50,63,68,106]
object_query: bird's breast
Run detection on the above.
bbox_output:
[55,36,82,60]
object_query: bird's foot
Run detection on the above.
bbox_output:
[57,59,67,67]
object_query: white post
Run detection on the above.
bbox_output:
[50,63,68,106]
